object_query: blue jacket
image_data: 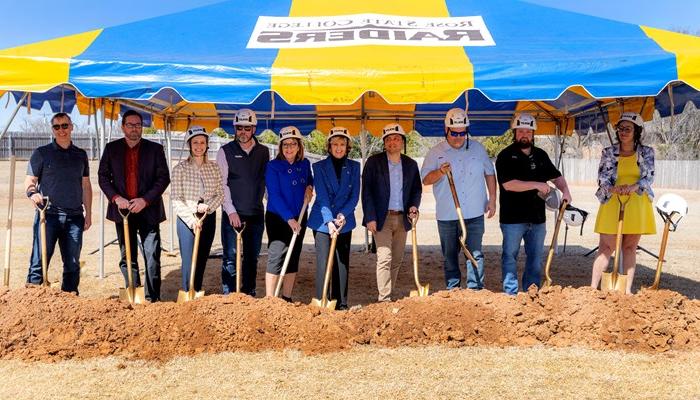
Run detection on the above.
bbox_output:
[308,157,360,234]
[265,158,313,221]
[361,152,422,231]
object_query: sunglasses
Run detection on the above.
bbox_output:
[52,123,71,130]
[449,129,468,137]
[235,126,254,132]
[124,123,143,129]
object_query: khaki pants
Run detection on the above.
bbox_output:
[375,214,408,301]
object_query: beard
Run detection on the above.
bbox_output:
[516,138,532,149]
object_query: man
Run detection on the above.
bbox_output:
[362,123,422,302]
[98,110,170,302]
[25,112,92,293]
[217,108,269,296]
[421,108,496,290]
[495,112,572,295]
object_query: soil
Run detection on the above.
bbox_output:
[1,285,698,362]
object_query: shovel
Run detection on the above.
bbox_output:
[118,208,146,304]
[648,208,684,290]
[542,199,569,288]
[274,198,310,298]
[601,195,630,292]
[310,219,345,309]
[445,169,480,268]
[409,213,429,297]
[34,196,53,287]
[177,211,208,303]
[233,222,246,293]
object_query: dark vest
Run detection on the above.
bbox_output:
[222,140,269,217]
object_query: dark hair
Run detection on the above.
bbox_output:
[276,138,304,162]
[615,122,643,149]
[51,112,71,124]
[121,110,143,125]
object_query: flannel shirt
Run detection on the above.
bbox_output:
[172,158,224,229]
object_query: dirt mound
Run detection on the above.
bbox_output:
[1,285,699,362]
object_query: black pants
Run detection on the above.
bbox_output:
[115,214,162,302]
[265,211,307,275]
[314,230,352,309]
[177,213,216,291]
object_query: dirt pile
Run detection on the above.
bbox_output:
[1,285,698,362]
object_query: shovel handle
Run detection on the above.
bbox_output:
[120,210,135,292]
[275,198,310,297]
[320,219,345,304]
[650,219,672,290]
[445,170,479,266]
[233,222,246,293]
[543,199,568,287]
[611,195,629,280]
[188,211,208,293]
[410,215,422,291]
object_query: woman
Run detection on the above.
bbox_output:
[172,126,224,294]
[591,112,656,294]
[264,126,313,300]
[308,127,360,310]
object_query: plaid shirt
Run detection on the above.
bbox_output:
[595,143,655,204]
[172,158,224,228]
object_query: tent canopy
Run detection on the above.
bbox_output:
[1,0,699,136]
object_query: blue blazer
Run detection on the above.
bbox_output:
[361,152,422,231]
[308,157,360,234]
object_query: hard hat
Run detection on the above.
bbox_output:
[511,113,537,131]
[538,187,561,212]
[328,126,351,142]
[279,126,303,141]
[234,108,257,126]
[444,108,469,129]
[618,112,644,128]
[656,193,688,218]
[185,126,209,142]
[563,204,589,227]
[381,123,406,141]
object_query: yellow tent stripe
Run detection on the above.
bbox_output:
[0,29,102,92]
[642,26,700,90]
[271,0,474,105]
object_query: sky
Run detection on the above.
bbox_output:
[1,0,699,129]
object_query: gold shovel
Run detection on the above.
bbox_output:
[409,213,429,297]
[601,195,630,292]
[177,212,208,303]
[542,199,569,288]
[648,212,679,290]
[233,222,246,293]
[445,169,480,267]
[35,196,53,287]
[274,198,310,298]
[311,219,345,309]
[118,208,146,304]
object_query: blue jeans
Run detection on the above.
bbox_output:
[221,214,264,296]
[437,215,485,290]
[177,214,216,291]
[27,212,84,293]
[500,223,546,295]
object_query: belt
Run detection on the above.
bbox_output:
[388,210,403,215]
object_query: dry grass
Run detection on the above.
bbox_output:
[1,347,698,399]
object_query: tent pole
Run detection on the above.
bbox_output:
[360,96,370,253]
[597,103,615,146]
[3,156,16,287]
[0,93,28,142]
[98,103,107,279]
[165,117,175,253]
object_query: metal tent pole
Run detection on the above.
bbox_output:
[98,102,107,278]
[3,156,16,287]
[0,93,28,141]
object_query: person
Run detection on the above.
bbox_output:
[264,126,313,300]
[217,108,269,296]
[421,108,496,290]
[362,123,422,302]
[171,126,224,294]
[591,112,656,294]
[24,112,92,293]
[495,112,572,295]
[98,110,170,302]
[308,127,360,310]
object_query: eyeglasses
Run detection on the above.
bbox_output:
[236,126,254,132]
[52,123,71,130]
[282,142,299,148]
[617,127,634,133]
[449,129,468,137]
[124,123,143,129]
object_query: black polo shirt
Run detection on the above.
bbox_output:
[27,140,89,216]
[495,143,561,224]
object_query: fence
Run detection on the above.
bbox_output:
[561,158,700,190]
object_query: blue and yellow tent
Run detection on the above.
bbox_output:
[1,0,699,136]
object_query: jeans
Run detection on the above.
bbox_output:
[115,216,162,302]
[221,213,264,296]
[177,214,216,291]
[500,222,547,295]
[436,215,485,290]
[27,212,84,293]
[314,230,352,309]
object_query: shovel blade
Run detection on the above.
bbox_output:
[541,278,552,288]
[177,289,205,303]
[119,286,146,304]
[310,297,337,309]
[409,284,430,297]
[600,272,614,291]
[613,274,627,293]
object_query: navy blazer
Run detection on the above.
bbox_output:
[308,156,360,234]
[361,152,422,231]
[98,138,170,224]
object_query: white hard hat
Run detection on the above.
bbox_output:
[511,113,537,131]
[185,126,209,142]
[444,108,469,129]
[234,108,257,126]
[618,112,644,128]
[328,126,351,142]
[656,193,688,218]
[563,205,588,227]
[279,126,303,141]
[381,123,406,141]
[538,187,561,212]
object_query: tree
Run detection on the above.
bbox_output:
[477,131,511,158]
[257,129,279,145]
[303,129,329,156]
[211,127,229,138]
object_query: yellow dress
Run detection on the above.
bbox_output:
[594,154,656,235]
